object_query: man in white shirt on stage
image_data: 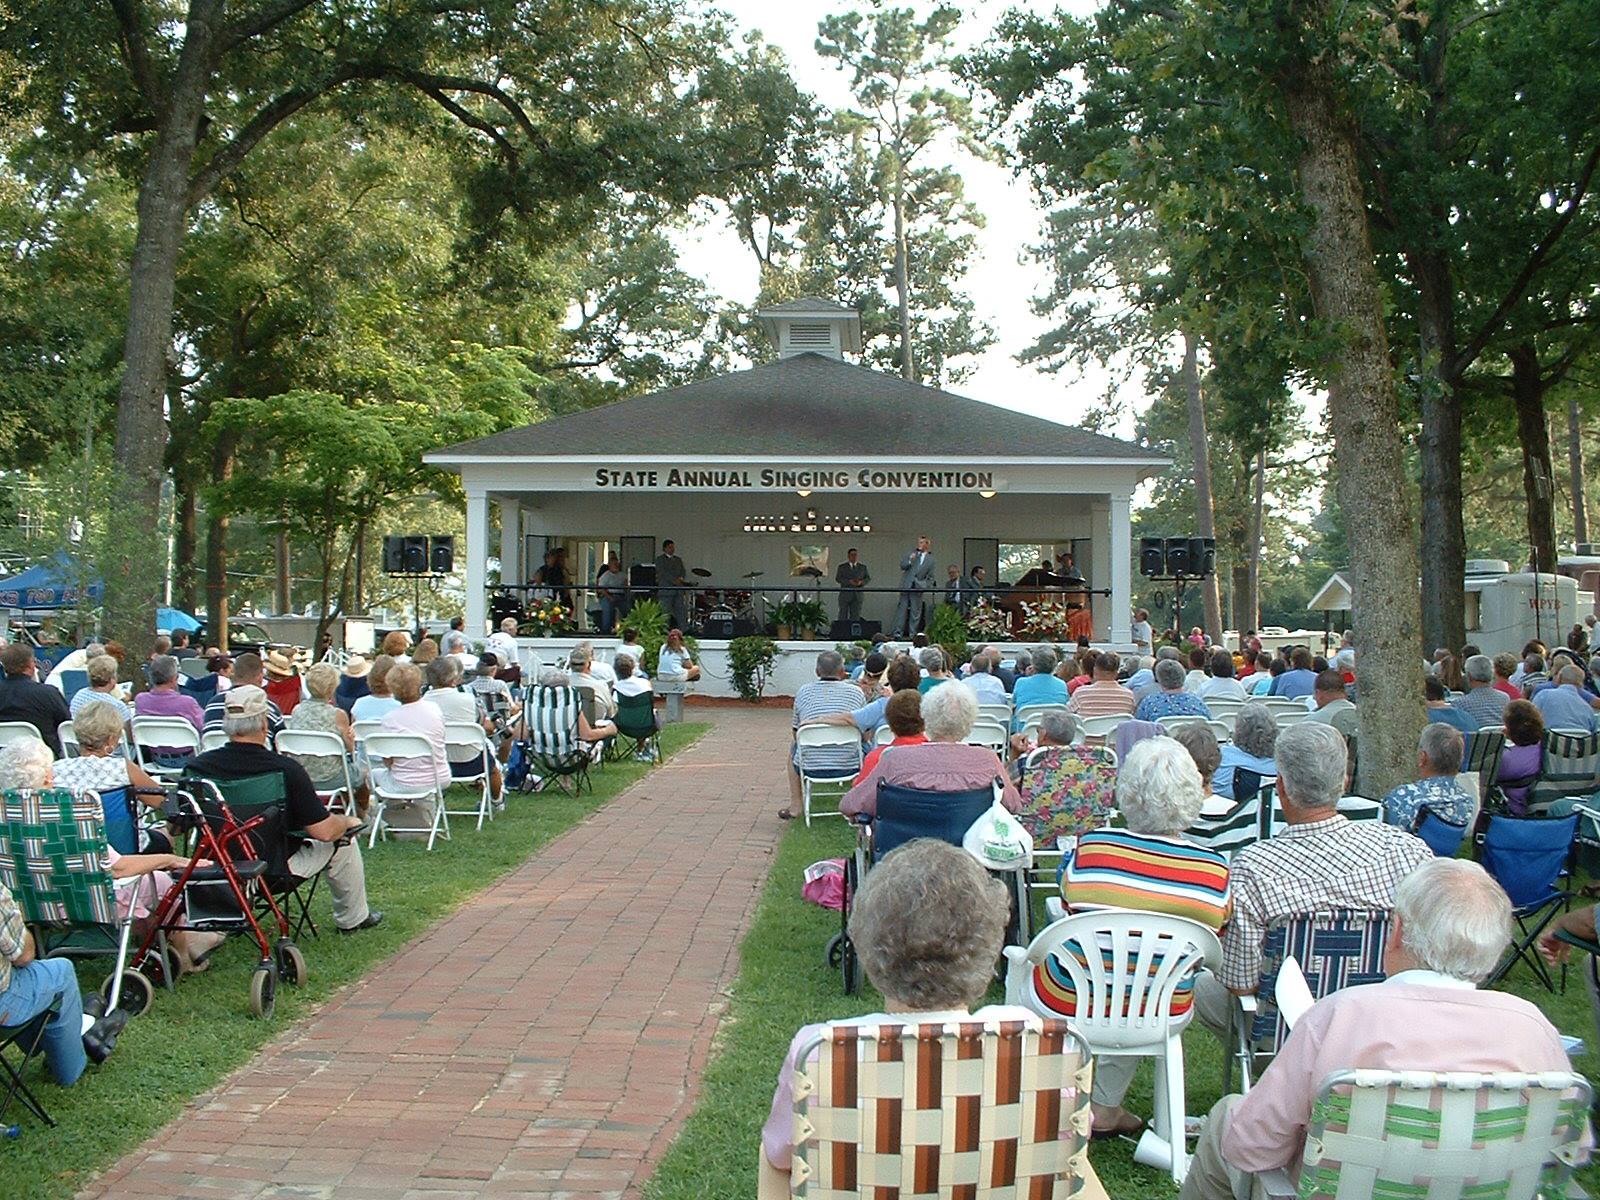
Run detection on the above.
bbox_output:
[655,540,690,632]
[892,534,936,637]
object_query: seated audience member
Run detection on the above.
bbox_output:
[1249,657,1284,696]
[70,653,131,724]
[467,653,518,734]
[1197,650,1246,701]
[1532,663,1599,732]
[1017,710,1120,838]
[1435,651,1465,694]
[536,669,618,749]
[916,647,955,693]
[485,617,520,669]
[1011,647,1069,729]
[611,653,652,699]
[1215,703,1279,801]
[1171,722,1222,796]
[614,628,647,675]
[841,683,1021,820]
[411,637,439,668]
[1183,645,1210,692]
[350,654,401,723]
[1067,651,1134,719]
[761,839,1035,1181]
[1497,699,1545,814]
[202,652,234,696]
[1382,723,1473,830]
[371,663,450,825]
[0,642,73,756]
[571,640,616,686]
[284,663,369,809]
[855,688,929,783]
[1064,648,1099,695]
[421,656,500,799]
[1270,647,1318,699]
[440,630,477,671]
[190,687,382,933]
[1134,658,1213,723]
[962,650,1009,705]
[54,703,170,851]
[334,655,371,714]
[656,629,701,682]
[843,644,867,679]
[202,652,284,737]
[133,654,206,767]
[568,646,617,721]
[782,650,871,820]
[1181,858,1575,1200]
[1517,650,1548,695]
[1306,669,1357,736]
[262,650,304,716]
[812,653,922,739]
[1423,674,1476,733]
[0,869,93,1085]
[856,651,888,699]
[1237,647,1258,679]
[1192,722,1432,1034]
[1046,737,1230,1138]
[1492,651,1521,699]
[1123,654,1156,695]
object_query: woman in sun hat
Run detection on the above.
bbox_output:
[263,649,304,716]
[335,654,371,714]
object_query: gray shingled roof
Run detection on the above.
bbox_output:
[760,295,856,313]
[429,352,1160,461]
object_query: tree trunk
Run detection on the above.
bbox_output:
[275,526,292,614]
[104,0,223,671]
[892,163,917,383]
[173,468,199,613]
[1278,27,1424,798]
[1230,563,1250,633]
[205,433,234,652]
[1247,446,1265,631]
[1511,343,1558,575]
[1569,393,1589,545]
[1182,333,1224,640]
[1410,249,1466,657]
[352,517,368,613]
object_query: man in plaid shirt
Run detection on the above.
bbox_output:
[0,881,90,1086]
[1193,722,1432,1032]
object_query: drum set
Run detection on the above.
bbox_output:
[690,567,764,633]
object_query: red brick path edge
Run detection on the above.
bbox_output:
[80,708,791,1200]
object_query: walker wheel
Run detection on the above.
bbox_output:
[841,936,860,996]
[249,961,277,1019]
[103,969,154,1017]
[276,940,308,988]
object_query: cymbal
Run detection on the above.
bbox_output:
[742,570,765,579]
[690,567,713,578]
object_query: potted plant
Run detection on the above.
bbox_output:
[772,597,827,640]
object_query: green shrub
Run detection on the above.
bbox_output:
[926,602,970,664]
[728,636,779,701]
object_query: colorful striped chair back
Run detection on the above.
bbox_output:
[1015,744,1116,844]
[0,788,116,926]
[1526,730,1600,814]
[1289,1068,1591,1200]
[523,685,587,769]
[1249,909,1389,1058]
[786,1016,1094,1199]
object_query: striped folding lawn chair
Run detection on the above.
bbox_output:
[521,685,592,796]
[759,1015,1104,1200]
[1251,1069,1592,1200]
[1227,908,1390,1094]
[1526,730,1600,815]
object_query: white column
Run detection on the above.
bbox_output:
[466,488,489,636]
[1109,491,1133,645]
[1089,498,1111,640]
[498,498,520,586]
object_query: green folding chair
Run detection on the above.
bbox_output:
[613,691,661,764]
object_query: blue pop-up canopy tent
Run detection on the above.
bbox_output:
[0,553,105,610]
[157,606,201,632]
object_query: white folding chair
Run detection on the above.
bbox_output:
[872,724,896,746]
[57,721,80,758]
[199,728,228,753]
[965,716,1010,756]
[273,728,357,815]
[129,716,201,779]
[1015,702,1070,731]
[1005,910,1223,1185]
[1157,714,1210,732]
[1078,712,1133,741]
[350,719,384,743]
[1207,718,1234,743]
[1273,709,1310,727]
[0,721,45,751]
[977,703,1013,728]
[1205,697,1244,719]
[442,721,495,830]
[363,731,450,850]
[795,722,864,826]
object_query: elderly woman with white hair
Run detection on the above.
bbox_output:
[53,702,171,852]
[840,680,1021,820]
[1214,703,1279,801]
[0,741,223,973]
[760,839,1044,1184]
[1033,736,1231,1139]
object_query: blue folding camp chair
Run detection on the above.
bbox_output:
[1477,812,1578,991]
[1415,808,1468,858]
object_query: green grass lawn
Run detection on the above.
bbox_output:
[645,815,1600,1200]
[6,722,708,1200]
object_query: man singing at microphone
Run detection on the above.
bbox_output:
[892,535,936,636]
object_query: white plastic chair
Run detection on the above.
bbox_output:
[199,728,228,753]
[0,721,45,751]
[441,721,495,830]
[1005,910,1223,1185]
[350,719,384,744]
[1156,714,1210,732]
[129,716,201,779]
[872,723,896,746]
[977,703,1013,728]
[1079,713,1134,741]
[1207,718,1234,743]
[363,731,450,850]
[795,723,864,826]
[1204,697,1245,718]
[1015,702,1070,730]
[1272,709,1310,727]
[274,728,357,815]
[965,716,1010,756]
[57,721,80,757]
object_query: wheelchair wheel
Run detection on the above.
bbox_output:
[841,934,860,995]
[250,960,278,1020]
[276,939,308,988]
[104,969,154,1017]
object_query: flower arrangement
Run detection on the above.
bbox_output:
[519,599,575,637]
[965,597,1011,640]
[771,597,828,639]
[1018,598,1074,641]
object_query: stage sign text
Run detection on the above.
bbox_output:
[592,467,995,491]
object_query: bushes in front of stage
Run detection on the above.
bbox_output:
[728,636,779,701]
[927,603,970,665]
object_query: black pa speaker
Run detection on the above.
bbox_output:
[1189,536,1216,577]
[383,535,405,574]
[830,619,881,639]
[1164,536,1192,575]
[732,617,758,637]
[429,535,454,574]
[630,563,657,589]
[401,535,428,574]
[1139,537,1166,578]
[703,614,735,638]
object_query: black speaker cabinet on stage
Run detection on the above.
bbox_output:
[702,614,736,638]
[401,535,428,574]
[429,535,454,574]
[1139,536,1166,578]
[383,535,405,574]
[630,562,657,589]
[831,619,881,640]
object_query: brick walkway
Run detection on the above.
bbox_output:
[82,708,791,1200]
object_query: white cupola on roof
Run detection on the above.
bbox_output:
[757,296,864,361]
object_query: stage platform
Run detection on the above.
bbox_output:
[511,636,1140,700]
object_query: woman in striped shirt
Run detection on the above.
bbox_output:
[1034,736,1230,1139]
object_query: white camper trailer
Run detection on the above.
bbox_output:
[1463,562,1578,656]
